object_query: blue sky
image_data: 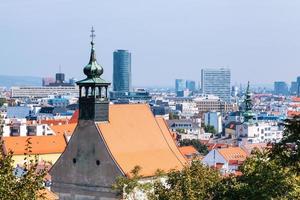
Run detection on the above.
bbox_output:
[1,0,300,87]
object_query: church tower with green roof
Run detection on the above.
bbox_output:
[76,27,111,122]
[243,81,255,123]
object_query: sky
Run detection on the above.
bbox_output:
[1,0,300,87]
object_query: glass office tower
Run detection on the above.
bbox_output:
[175,79,186,92]
[274,81,289,96]
[113,50,132,92]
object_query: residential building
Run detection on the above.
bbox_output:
[274,81,289,96]
[225,121,242,139]
[11,86,79,98]
[113,49,132,92]
[1,118,55,137]
[2,134,66,165]
[202,147,247,174]
[204,111,222,134]
[194,95,237,113]
[235,122,283,144]
[175,102,198,118]
[48,96,69,107]
[167,119,201,140]
[201,68,231,102]
[178,146,201,161]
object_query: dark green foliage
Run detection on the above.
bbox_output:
[0,98,6,107]
[179,139,208,155]
[113,116,300,200]
[270,117,300,173]
[176,128,185,134]
[112,165,153,200]
[214,150,300,200]
[150,161,221,200]
[169,113,179,120]
[0,115,48,200]
[204,125,216,134]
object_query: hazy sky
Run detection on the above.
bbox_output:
[1,0,300,87]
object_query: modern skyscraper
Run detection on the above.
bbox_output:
[55,73,65,84]
[175,79,186,92]
[297,76,300,97]
[201,68,231,102]
[113,50,131,92]
[274,81,289,96]
[186,80,196,92]
[290,81,297,95]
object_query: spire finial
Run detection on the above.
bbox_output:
[90,26,96,46]
[246,81,250,93]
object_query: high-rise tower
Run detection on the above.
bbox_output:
[201,68,231,102]
[113,50,131,92]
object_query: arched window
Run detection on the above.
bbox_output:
[95,87,100,98]
[101,86,106,99]
[85,86,89,97]
[81,87,86,98]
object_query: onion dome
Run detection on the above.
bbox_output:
[83,40,104,78]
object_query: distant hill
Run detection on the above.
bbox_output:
[0,75,42,88]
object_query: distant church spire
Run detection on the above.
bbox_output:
[76,27,111,122]
[243,81,255,123]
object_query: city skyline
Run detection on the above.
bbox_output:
[1,1,300,87]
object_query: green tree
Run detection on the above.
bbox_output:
[112,166,153,200]
[176,128,186,134]
[0,115,48,200]
[112,117,300,200]
[169,113,179,120]
[213,150,300,200]
[0,98,6,107]
[150,161,221,200]
[270,117,300,173]
[113,162,221,200]
[179,139,208,155]
[204,125,216,135]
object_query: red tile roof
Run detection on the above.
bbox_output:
[97,104,187,177]
[2,135,67,155]
[179,146,199,157]
[218,147,247,162]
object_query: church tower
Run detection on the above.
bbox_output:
[50,28,122,200]
[243,81,255,123]
[77,27,110,122]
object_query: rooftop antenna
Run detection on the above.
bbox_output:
[59,64,62,73]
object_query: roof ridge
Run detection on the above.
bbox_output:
[154,118,186,166]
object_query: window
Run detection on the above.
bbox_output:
[96,160,100,166]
